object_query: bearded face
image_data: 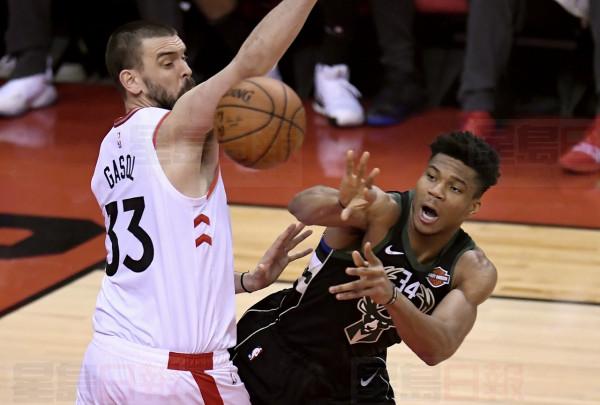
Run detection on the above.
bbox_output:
[143,76,195,110]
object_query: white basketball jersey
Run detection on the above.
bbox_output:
[90,107,236,354]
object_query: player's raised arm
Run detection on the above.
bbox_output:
[288,150,391,229]
[162,0,318,143]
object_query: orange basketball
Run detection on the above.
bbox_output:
[214,76,305,169]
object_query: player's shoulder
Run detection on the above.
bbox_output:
[129,107,170,124]
[452,248,497,304]
[369,189,404,225]
[457,248,495,273]
[113,107,169,128]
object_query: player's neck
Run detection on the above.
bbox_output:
[407,219,457,265]
[124,96,157,113]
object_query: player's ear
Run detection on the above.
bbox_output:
[119,69,143,96]
[469,199,481,216]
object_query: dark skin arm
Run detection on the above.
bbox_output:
[330,242,497,366]
[288,150,398,249]
[288,151,382,230]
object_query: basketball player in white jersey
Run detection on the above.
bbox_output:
[76,1,318,403]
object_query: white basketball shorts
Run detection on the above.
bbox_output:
[76,333,250,404]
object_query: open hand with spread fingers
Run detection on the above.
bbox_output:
[243,223,313,292]
[338,150,380,221]
[329,242,395,305]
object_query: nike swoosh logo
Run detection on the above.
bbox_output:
[385,245,404,256]
[360,371,379,387]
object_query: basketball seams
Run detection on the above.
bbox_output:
[285,105,305,161]
[244,78,276,113]
[215,105,305,143]
[215,76,305,169]
[215,78,276,144]
[215,106,274,143]
[248,81,289,167]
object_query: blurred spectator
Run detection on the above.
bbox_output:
[313,0,425,127]
[192,0,281,78]
[135,0,185,33]
[560,0,600,173]
[459,0,598,173]
[0,0,177,117]
[0,0,56,116]
[0,0,279,118]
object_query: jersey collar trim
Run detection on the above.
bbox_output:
[152,111,171,148]
[113,107,142,128]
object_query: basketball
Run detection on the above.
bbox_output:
[214,76,306,169]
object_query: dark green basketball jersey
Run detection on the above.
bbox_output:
[234,190,476,402]
[276,190,475,360]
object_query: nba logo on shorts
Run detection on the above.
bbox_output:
[248,346,263,361]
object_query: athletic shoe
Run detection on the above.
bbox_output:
[313,63,364,127]
[459,110,495,139]
[559,117,600,173]
[0,72,57,117]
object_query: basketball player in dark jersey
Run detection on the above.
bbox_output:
[232,131,500,404]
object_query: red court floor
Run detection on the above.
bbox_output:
[1,84,599,315]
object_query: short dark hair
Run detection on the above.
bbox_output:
[429,131,500,197]
[105,21,177,93]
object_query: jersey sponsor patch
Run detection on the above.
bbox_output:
[427,267,450,288]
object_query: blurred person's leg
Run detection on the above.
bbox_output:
[366,0,425,126]
[313,0,364,127]
[6,0,51,78]
[559,1,600,173]
[458,0,521,138]
[0,0,56,116]
[193,0,281,79]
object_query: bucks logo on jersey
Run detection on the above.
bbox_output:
[344,266,437,344]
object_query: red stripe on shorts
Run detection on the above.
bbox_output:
[168,352,224,405]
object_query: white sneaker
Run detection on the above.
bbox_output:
[0,72,57,116]
[313,63,364,127]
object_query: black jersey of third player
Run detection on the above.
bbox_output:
[274,190,475,365]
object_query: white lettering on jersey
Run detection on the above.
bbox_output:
[91,107,236,353]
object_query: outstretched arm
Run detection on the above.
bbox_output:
[162,0,318,144]
[288,150,389,229]
[235,223,313,294]
[330,243,497,366]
